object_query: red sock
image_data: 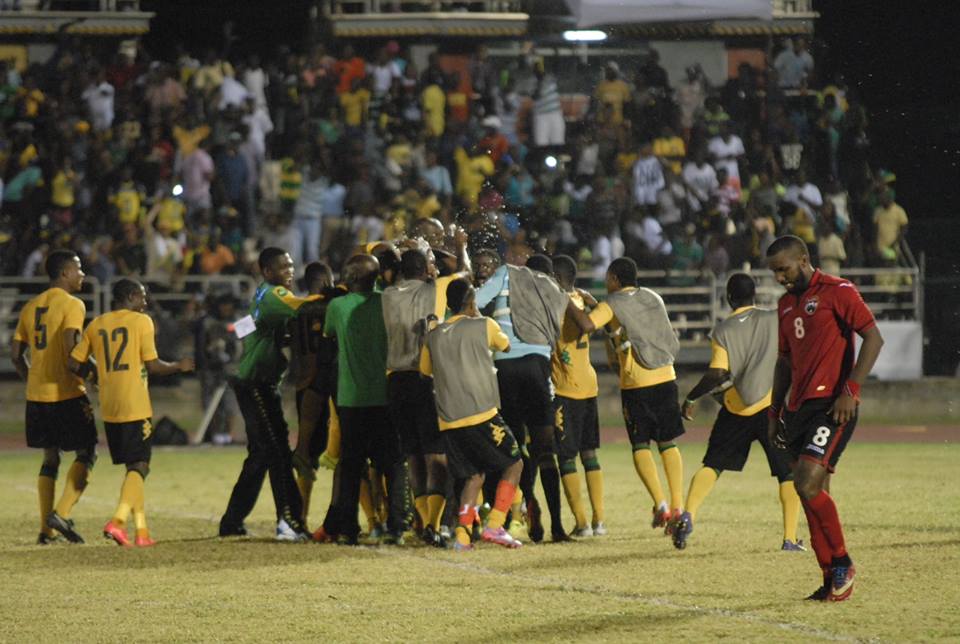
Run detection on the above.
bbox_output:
[458,504,474,529]
[801,498,832,571]
[493,481,517,514]
[807,490,847,559]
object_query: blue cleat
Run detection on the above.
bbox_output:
[781,539,806,552]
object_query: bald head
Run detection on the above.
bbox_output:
[343,254,380,292]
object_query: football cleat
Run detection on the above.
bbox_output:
[36,532,61,545]
[218,523,248,537]
[651,503,671,530]
[671,511,693,550]
[551,529,574,543]
[422,525,447,549]
[507,519,527,541]
[312,526,334,543]
[664,509,682,535]
[135,535,157,548]
[47,512,84,544]
[806,571,832,601]
[453,540,475,552]
[275,519,310,542]
[381,532,405,546]
[592,522,608,536]
[481,526,523,549]
[781,539,807,552]
[103,521,132,547]
[526,498,544,543]
[829,564,856,601]
[571,525,594,538]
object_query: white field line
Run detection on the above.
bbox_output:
[370,548,880,644]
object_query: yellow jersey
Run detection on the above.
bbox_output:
[551,291,599,399]
[589,297,675,390]
[71,310,158,423]
[14,287,87,402]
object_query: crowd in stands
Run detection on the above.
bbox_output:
[0,35,912,289]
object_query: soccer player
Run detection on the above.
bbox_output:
[382,249,464,547]
[68,279,194,546]
[219,247,318,542]
[672,273,802,550]
[323,254,407,545]
[11,250,98,544]
[550,255,606,537]
[569,257,685,530]
[766,235,884,601]
[420,279,523,550]
[475,253,574,542]
[289,261,346,529]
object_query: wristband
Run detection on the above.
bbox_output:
[843,380,861,402]
[684,398,696,406]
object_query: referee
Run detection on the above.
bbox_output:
[673,273,801,551]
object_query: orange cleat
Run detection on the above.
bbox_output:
[135,535,156,547]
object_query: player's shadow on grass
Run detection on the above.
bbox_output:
[500,609,695,639]
[866,537,960,550]
[5,539,363,572]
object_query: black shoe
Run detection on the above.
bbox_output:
[46,512,84,544]
[551,529,573,543]
[336,534,359,546]
[382,531,405,546]
[526,498,544,543]
[36,532,61,545]
[218,522,248,537]
[422,525,447,548]
[805,572,832,601]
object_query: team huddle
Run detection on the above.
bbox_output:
[12,233,882,602]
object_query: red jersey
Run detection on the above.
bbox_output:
[777,270,876,411]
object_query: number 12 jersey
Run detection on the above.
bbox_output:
[71,310,159,422]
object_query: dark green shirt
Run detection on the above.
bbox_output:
[323,291,387,407]
[236,282,314,386]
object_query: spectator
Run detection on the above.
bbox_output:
[478,116,510,165]
[182,139,215,222]
[594,61,631,126]
[532,60,565,148]
[818,215,847,276]
[707,121,745,189]
[82,69,115,132]
[675,65,708,138]
[194,293,243,444]
[872,189,908,263]
[632,141,665,208]
[774,37,814,89]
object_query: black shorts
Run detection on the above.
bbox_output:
[620,380,685,447]
[783,398,857,473]
[387,371,443,456]
[703,407,793,480]
[444,413,521,480]
[555,396,600,461]
[104,418,153,465]
[25,396,98,451]
[495,354,554,437]
[296,387,331,466]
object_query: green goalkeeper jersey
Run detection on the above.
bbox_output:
[235,282,315,386]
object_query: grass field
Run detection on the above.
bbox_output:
[1,440,958,642]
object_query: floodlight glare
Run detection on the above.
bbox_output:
[545,155,558,169]
[172,184,184,197]
[563,30,607,42]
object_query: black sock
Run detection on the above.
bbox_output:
[539,465,564,535]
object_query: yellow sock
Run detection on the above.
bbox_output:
[426,494,445,531]
[686,467,718,521]
[54,461,90,519]
[779,481,801,543]
[297,475,313,526]
[632,448,666,507]
[455,526,471,546]
[659,446,684,512]
[584,468,605,525]
[113,471,143,527]
[326,401,341,460]
[476,490,484,507]
[561,473,588,529]
[359,478,377,530]
[134,508,149,540]
[487,508,506,530]
[414,495,429,528]
[510,488,523,519]
[38,475,56,535]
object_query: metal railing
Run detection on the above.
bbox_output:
[14,0,141,11]
[325,0,521,14]
[0,274,254,373]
